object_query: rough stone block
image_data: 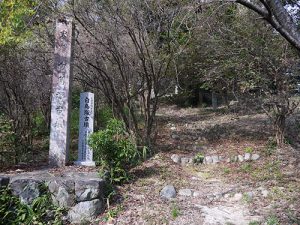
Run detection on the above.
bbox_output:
[48,179,75,208]
[0,176,10,188]
[10,179,43,204]
[68,199,104,224]
[171,154,181,163]
[75,179,104,202]
[160,185,176,199]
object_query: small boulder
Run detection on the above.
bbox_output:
[178,189,193,197]
[212,155,220,164]
[251,154,260,161]
[171,154,181,164]
[75,179,104,202]
[160,185,176,199]
[68,199,103,224]
[232,193,243,201]
[205,156,213,164]
[171,134,180,140]
[238,155,244,162]
[244,153,251,161]
[261,190,269,197]
[10,179,43,204]
[181,157,192,166]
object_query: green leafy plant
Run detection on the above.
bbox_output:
[244,147,253,154]
[266,215,280,225]
[193,153,205,164]
[264,138,277,156]
[248,221,260,225]
[0,186,65,225]
[89,118,139,184]
[171,204,180,219]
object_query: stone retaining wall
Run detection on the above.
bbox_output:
[0,171,105,224]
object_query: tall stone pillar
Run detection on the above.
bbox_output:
[49,17,74,167]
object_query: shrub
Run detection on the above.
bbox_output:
[0,187,64,225]
[89,118,139,184]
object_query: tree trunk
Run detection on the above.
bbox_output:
[274,115,286,147]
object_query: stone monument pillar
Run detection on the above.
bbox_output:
[75,92,96,166]
[49,17,74,167]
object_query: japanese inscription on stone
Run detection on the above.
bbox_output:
[75,92,95,167]
[49,17,74,167]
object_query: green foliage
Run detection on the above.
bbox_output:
[244,147,253,154]
[248,222,260,225]
[240,163,252,173]
[264,138,277,156]
[0,187,64,225]
[0,114,15,150]
[97,106,114,129]
[0,0,36,46]
[89,118,139,184]
[32,112,48,137]
[266,215,280,225]
[103,205,123,222]
[171,204,180,219]
[193,153,205,164]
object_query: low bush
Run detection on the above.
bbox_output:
[0,186,64,225]
[89,118,140,184]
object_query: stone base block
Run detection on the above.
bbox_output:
[74,161,96,167]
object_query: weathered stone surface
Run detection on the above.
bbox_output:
[244,153,251,161]
[205,156,213,164]
[171,154,181,163]
[212,155,220,164]
[171,134,180,140]
[68,199,103,224]
[10,179,42,204]
[75,92,96,166]
[261,190,269,197]
[232,193,243,201]
[238,155,244,162]
[160,185,176,199]
[49,18,75,167]
[181,157,192,166]
[75,179,104,202]
[251,154,260,161]
[178,189,193,197]
[0,176,10,188]
[48,179,75,208]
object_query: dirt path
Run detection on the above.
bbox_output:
[99,106,300,225]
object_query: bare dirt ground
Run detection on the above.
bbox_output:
[99,105,300,225]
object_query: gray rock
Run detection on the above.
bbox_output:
[171,134,180,140]
[0,176,9,188]
[244,192,254,201]
[181,157,192,166]
[10,179,42,204]
[48,179,75,208]
[205,156,213,164]
[75,179,104,202]
[251,154,260,161]
[261,190,269,197]
[193,191,201,197]
[160,185,176,199]
[244,153,251,161]
[178,189,193,197]
[171,154,181,163]
[68,199,103,224]
[238,155,244,162]
[232,193,243,201]
[212,155,220,164]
